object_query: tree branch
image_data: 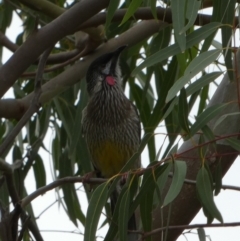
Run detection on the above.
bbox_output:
[153,50,240,241]
[0,31,18,52]
[0,46,52,156]
[0,20,165,120]
[21,176,106,208]
[78,7,237,29]
[0,0,110,98]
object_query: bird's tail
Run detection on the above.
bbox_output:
[110,189,138,241]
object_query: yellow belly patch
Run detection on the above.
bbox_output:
[91,141,131,178]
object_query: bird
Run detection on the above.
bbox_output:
[81,46,141,240]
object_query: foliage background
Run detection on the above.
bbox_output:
[0,0,240,241]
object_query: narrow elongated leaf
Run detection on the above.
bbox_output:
[214,160,222,196]
[197,84,209,115]
[186,72,221,97]
[132,22,222,75]
[226,137,240,152]
[54,98,74,139]
[197,228,206,241]
[33,154,46,189]
[196,166,223,223]
[213,112,240,130]
[221,0,236,82]
[132,163,170,213]
[191,103,228,136]
[119,188,130,241]
[105,0,120,30]
[163,161,187,206]
[153,162,172,206]
[202,125,217,152]
[120,0,143,25]
[171,0,186,51]
[104,185,127,241]
[84,183,109,241]
[178,88,190,134]
[166,49,221,103]
[180,0,201,34]
[186,49,221,76]
[140,188,153,241]
[150,0,157,20]
[69,80,88,156]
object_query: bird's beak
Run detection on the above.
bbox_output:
[109,46,127,75]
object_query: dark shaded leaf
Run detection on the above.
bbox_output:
[84,183,109,241]
[33,154,46,189]
[197,228,206,241]
[196,166,223,223]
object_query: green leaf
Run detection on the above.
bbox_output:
[120,0,143,25]
[196,166,223,223]
[221,0,236,82]
[166,49,221,103]
[213,112,240,130]
[132,22,222,75]
[33,154,46,189]
[54,98,74,139]
[105,0,120,30]
[119,188,130,241]
[84,183,109,241]
[191,103,228,136]
[163,161,187,207]
[185,72,222,97]
[153,162,172,206]
[226,137,240,152]
[197,228,206,241]
[132,163,170,213]
[150,0,157,20]
[180,0,201,34]
[105,185,128,241]
[214,160,222,196]
[202,125,217,152]
[69,80,88,156]
[140,189,153,241]
[171,0,186,51]
[178,88,190,135]
[197,84,209,115]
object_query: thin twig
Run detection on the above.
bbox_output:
[141,222,240,240]
[168,173,240,192]
[0,45,54,157]
[21,49,86,78]
[21,176,106,208]
[0,46,54,241]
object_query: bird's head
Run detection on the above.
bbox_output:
[86,46,126,96]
